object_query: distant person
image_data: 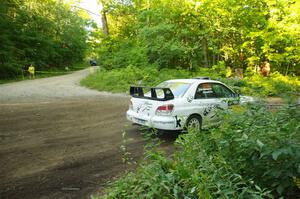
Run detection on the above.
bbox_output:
[262,60,271,77]
[239,49,245,62]
[235,68,244,79]
[28,64,35,79]
[89,59,97,66]
[226,66,232,78]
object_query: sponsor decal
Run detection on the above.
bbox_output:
[136,102,153,114]
[175,115,182,127]
[203,104,221,117]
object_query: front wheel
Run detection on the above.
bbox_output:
[186,115,202,131]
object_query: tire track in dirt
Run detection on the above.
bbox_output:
[0,69,177,198]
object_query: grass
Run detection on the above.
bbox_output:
[0,63,89,84]
[81,66,193,93]
[0,71,71,84]
[81,65,300,98]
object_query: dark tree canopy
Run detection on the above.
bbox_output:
[0,0,89,78]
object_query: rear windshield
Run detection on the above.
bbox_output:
[155,81,191,97]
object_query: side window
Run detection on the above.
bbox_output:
[195,83,214,99]
[211,84,234,98]
[195,83,234,99]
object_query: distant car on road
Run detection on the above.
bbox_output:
[126,77,253,131]
[89,59,97,66]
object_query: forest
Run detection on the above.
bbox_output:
[1,0,299,79]
[81,0,300,98]
[0,0,89,79]
[93,0,300,75]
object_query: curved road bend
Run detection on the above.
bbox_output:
[0,69,175,199]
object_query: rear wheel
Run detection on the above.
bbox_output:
[186,115,202,131]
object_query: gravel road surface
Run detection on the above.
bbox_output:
[0,69,175,199]
[0,69,123,103]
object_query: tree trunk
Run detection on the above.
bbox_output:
[99,0,109,36]
[101,10,109,37]
[285,63,289,76]
[212,54,216,66]
[202,39,209,68]
[146,0,150,25]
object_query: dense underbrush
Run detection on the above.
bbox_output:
[81,66,299,97]
[98,104,300,199]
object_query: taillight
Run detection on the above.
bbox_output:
[156,104,174,115]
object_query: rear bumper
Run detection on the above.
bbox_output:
[126,110,181,130]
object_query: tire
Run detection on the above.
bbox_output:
[186,115,202,131]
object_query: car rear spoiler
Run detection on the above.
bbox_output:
[129,86,174,101]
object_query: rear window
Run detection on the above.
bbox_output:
[155,81,191,97]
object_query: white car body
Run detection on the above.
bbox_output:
[126,78,253,131]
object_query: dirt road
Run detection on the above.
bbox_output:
[0,69,175,199]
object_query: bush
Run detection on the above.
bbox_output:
[101,138,270,199]
[81,65,194,93]
[241,72,300,97]
[206,104,300,197]
[81,65,229,93]
[98,104,300,199]
[82,66,300,98]
[0,63,21,79]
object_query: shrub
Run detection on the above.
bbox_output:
[82,66,300,98]
[242,72,300,97]
[101,141,269,199]
[206,104,300,197]
[81,65,194,93]
[0,63,21,79]
[98,104,299,199]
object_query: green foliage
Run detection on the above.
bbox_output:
[81,65,194,93]
[222,72,300,97]
[0,62,86,84]
[243,72,300,96]
[0,0,89,79]
[0,63,21,79]
[81,66,299,97]
[97,39,149,69]
[93,0,300,74]
[206,104,300,197]
[98,104,299,199]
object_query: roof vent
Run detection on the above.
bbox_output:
[192,76,211,80]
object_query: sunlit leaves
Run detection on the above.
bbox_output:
[94,0,300,75]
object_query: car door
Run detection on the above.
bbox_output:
[192,83,235,126]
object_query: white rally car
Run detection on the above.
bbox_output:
[126,77,253,131]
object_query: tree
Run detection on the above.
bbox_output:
[0,0,89,78]
[91,0,300,74]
